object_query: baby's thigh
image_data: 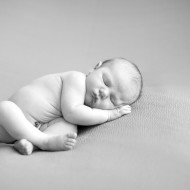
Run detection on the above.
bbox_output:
[40,117,77,136]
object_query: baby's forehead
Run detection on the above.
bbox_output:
[108,62,133,78]
[105,60,133,71]
[106,66,132,90]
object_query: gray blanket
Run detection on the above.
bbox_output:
[0,0,190,190]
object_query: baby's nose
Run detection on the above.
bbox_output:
[99,88,109,99]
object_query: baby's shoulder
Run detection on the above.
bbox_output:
[61,71,86,89]
[66,71,85,79]
[61,71,85,81]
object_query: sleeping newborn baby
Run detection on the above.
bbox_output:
[0,58,143,155]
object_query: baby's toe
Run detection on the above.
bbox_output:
[66,133,77,139]
[67,138,76,143]
[65,139,77,150]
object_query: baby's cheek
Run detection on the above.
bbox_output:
[84,98,91,107]
[95,101,113,110]
[84,92,91,105]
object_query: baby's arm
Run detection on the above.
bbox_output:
[64,104,131,126]
[61,72,131,126]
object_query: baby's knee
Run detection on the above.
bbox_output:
[68,123,78,134]
[48,117,78,133]
[58,117,78,133]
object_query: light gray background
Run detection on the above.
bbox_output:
[0,0,189,100]
[0,1,190,190]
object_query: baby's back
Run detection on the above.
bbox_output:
[9,73,68,124]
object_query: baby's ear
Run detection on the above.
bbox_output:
[94,61,102,70]
[87,61,103,76]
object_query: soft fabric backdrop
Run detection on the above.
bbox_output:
[0,0,190,190]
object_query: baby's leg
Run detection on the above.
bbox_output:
[14,118,78,155]
[0,100,48,148]
[0,101,77,151]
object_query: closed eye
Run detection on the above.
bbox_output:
[102,75,111,87]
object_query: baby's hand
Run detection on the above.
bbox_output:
[107,105,131,121]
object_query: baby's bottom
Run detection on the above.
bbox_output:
[0,101,77,154]
[14,118,78,155]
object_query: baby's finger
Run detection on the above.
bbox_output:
[121,105,131,112]
[121,110,131,115]
[123,105,131,110]
[123,109,131,114]
[118,106,131,115]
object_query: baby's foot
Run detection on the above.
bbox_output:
[14,139,34,155]
[43,133,77,151]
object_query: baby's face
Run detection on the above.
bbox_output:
[85,63,131,110]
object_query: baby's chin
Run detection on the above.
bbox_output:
[84,97,93,108]
[84,94,97,108]
[84,100,97,108]
[86,102,110,110]
[84,95,111,109]
[84,99,101,109]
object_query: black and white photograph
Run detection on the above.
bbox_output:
[0,0,190,190]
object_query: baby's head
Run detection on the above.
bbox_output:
[85,58,143,110]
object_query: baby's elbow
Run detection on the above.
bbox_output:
[63,111,77,125]
[63,113,73,123]
[62,105,85,125]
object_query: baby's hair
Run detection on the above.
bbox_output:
[100,57,143,105]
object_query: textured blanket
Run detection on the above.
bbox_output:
[0,0,190,190]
